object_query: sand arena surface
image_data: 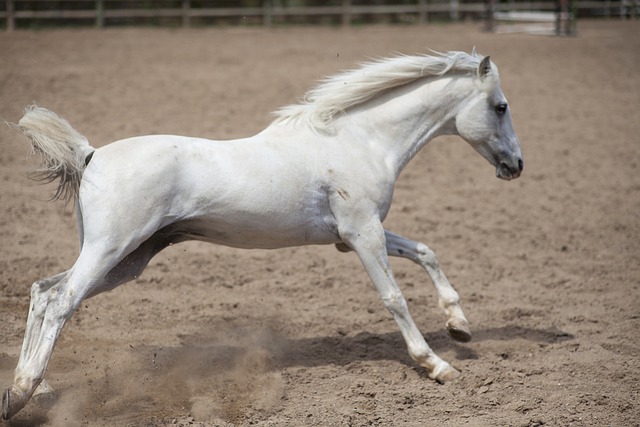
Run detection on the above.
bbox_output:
[0,21,639,426]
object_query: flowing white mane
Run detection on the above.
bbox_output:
[273,50,484,132]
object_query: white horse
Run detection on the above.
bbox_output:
[2,51,522,420]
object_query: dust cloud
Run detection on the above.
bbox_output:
[44,322,286,426]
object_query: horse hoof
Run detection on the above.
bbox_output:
[33,380,57,410]
[446,318,472,343]
[33,390,57,410]
[2,385,28,421]
[429,363,461,384]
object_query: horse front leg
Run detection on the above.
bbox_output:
[384,230,472,343]
[339,218,460,383]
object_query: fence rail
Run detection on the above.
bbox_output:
[0,0,636,31]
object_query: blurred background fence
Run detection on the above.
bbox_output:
[0,0,637,31]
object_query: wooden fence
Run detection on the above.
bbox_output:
[0,0,637,31]
[488,0,636,32]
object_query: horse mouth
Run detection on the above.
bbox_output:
[496,159,523,180]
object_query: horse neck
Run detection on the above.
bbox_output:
[342,74,473,175]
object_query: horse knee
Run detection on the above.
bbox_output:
[30,280,47,299]
[31,273,67,302]
[381,290,408,314]
[29,281,55,317]
[38,283,82,324]
[416,243,439,269]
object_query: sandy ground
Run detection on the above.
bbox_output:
[0,20,639,427]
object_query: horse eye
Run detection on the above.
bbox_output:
[495,103,508,115]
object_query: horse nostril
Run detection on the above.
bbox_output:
[518,158,524,172]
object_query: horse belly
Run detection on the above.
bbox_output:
[170,211,339,249]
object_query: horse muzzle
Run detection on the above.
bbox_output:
[496,157,523,180]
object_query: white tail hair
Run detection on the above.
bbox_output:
[16,105,95,203]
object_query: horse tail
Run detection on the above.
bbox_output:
[16,105,96,203]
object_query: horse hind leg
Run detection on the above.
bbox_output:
[6,209,99,416]
[8,272,69,411]
[17,272,67,369]
[2,232,175,420]
[86,231,176,298]
[3,263,97,420]
[3,272,63,419]
[3,244,129,419]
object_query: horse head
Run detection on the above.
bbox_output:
[455,56,523,180]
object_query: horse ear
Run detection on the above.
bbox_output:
[478,56,492,81]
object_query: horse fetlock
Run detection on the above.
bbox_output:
[15,373,42,392]
[428,361,461,384]
[440,298,467,323]
[413,353,461,383]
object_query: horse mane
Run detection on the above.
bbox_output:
[273,50,484,133]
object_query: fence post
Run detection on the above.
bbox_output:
[342,0,351,26]
[555,0,561,35]
[484,0,494,31]
[554,0,577,35]
[263,0,273,27]
[567,0,577,34]
[450,0,459,20]
[96,0,104,28]
[7,0,15,31]
[418,0,428,23]
[182,0,190,27]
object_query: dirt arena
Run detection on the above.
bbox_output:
[1,20,639,426]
